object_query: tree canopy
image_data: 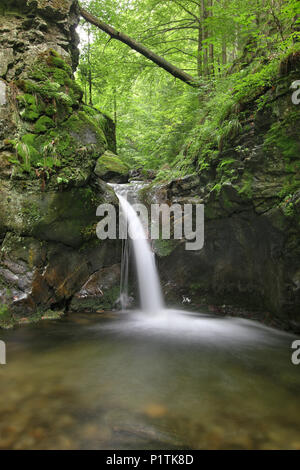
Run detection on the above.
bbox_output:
[77,0,300,177]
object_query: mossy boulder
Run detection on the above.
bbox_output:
[94,150,130,183]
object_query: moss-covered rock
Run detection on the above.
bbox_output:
[0,1,121,322]
[94,150,130,183]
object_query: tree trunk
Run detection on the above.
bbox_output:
[113,87,117,125]
[87,28,93,105]
[222,40,227,66]
[80,7,198,87]
[208,0,214,75]
[201,0,209,76]
[197,4,203,79]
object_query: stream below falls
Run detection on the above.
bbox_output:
[0,310,299,450]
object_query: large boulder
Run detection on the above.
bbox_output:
[94,150,130,183]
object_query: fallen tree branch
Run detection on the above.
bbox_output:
[79,6,199,87]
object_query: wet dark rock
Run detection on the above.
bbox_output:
[129,168,157,181]
[70,264,121,312]
[146,61,300,331]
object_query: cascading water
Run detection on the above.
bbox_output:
[111,183,164,313]
[109,184,294,358]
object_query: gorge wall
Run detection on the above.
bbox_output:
[0,0,121,325]
[145,53,300,332]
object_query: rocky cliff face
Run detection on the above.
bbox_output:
[144,53,300,332]
[0,0,121,325]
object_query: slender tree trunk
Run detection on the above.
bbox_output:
[113,87,117,125]
[201,0,208,76]
[197,4,203,79]
[87,28,93,105]
[80,7,198,87]
[88,68,92,105]
[84,72,87,103]
[222,40,227,66]
[208,0,214,75]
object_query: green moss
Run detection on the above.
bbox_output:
[278,176,300,199]
[22,133,36,146]
[154,239,179,257]
[29,187,104,247]
[264,110,300,160]
[16,139,40,172]
[81,223,98,241]
[28,51,82,105]
[64,110,107,149]
[101,286,120,309]
[238,173,253,200]
[0,303,9,317]
[43,103,57,116]
[9,49,112,185]
[19,79,59,97]
[282,201,295,218]
[0,303,13,329]
[233,59,280,105]
[21,200,43,224]
[51,67,70,85]
[47,52,72,74]
[16,50,79,117]
[34,116,55,133]
[95,151,129,177]
[82,105,99,117]
[10,107,108,177]
[17,93,42,121]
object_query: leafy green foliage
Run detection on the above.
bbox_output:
[77,0,299,179]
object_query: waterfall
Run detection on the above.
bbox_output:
[112,184,164,313]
